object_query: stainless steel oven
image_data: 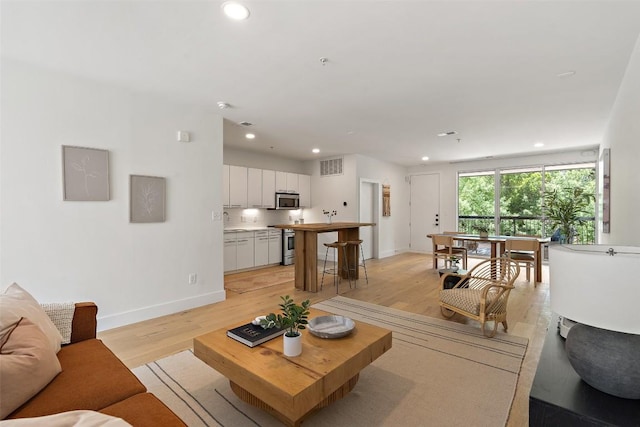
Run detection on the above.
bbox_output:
[282,229,295,265]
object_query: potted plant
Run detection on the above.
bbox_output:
[261,295,310,357]
[544,187,594,244]
[474,224,490,238]
[448,255,460,270]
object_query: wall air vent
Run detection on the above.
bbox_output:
[320,157,344,176]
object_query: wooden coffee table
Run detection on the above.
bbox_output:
[193,308,392,427]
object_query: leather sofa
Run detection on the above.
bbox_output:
[6,302,186,426]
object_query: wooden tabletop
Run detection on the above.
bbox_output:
[273,222,375,231]
[193,308,391,424]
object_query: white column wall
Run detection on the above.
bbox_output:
[1,60,225,330]
[600,35,640,245]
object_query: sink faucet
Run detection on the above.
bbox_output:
[223,211,229,222]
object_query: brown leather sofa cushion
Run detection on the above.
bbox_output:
[101,393,186,427]
[8,339,145,419]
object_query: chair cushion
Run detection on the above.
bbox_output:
[7,339,146,418]
[440,288,500,315]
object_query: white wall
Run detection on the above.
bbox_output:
[355,155,410,257]
[600,35,640,245]
[1,60,225,330]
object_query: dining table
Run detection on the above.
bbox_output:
[274,222,376,292]
[427,233,550,282]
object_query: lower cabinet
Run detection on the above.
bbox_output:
[254,231,269,267]
[224,229,282,273]
[235,232,254,270]
[224,233,237,272]
[269,230,282,265]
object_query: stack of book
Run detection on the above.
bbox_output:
[227,322,285,347]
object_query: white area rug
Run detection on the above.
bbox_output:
[133,296,528,426]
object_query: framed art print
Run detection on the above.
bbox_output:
[130,175,166,223]
[62,146,110,201]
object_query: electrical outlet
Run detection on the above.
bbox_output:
[253,216,257,222]
[212,211,222,221]
[188,273,197,285]
[241,216,246,222]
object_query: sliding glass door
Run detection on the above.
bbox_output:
[458,162,596,243]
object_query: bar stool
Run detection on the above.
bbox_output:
[321,241,352,293]
[346,239,369,285]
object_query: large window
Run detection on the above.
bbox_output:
[458,163,596,243]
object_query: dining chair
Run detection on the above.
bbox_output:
[432,234,468,269]
[444,230,478,253]
[505,238,539,285]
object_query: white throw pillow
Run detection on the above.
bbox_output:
[0,283,63,354]
[0,410,132,426]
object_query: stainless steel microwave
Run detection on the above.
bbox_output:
[275,192,299,209]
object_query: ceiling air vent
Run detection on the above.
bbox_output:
[239,121,253,127]
[320,157,343,177]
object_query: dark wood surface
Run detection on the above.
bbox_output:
[273,222,376,231]
[529,314,640,426]
[273,222,375,292]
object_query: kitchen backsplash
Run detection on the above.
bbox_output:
[223,208,305,228]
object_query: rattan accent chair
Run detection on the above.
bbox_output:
[439,257,520,338]
[432,234,468,269]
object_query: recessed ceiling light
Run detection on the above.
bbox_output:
[245,133,255,139]
[312,148,320,154]
[421,156,430,161]
[217,101,230,109]
[437,131,458,137]
[222,2,250,20]
[534,142,544,148]
[557,71,576,78]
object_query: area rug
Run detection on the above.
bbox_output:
[132,296,528,427]
[224,268,295,293]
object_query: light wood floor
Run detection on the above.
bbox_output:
[99,252,551,427]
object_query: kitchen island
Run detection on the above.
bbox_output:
[273,222,375,292]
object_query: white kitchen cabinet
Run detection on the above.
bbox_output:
[247,168,263,208]
[262,169,276,208]
[223,232,237,272]
[229,165,248,208]
[299,174,311,207]
[286,173,299,193]
[223,164,230,208]
[269,230,282,264]
[275,171,287,193]
[254,230,269,267]
[236,231,254,270]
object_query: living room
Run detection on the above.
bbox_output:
[2,1,640,425]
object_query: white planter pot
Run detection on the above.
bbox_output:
[283,333,302,357]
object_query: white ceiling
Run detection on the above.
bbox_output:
[3,1,640,166]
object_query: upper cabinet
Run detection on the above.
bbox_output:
[225,165,310,209]
[228,165,248,208]
[223,164,230,208]
[275,171,287,193]
[247,168,263,208]
[262,170,276,208]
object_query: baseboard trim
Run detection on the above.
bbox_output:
[97,290,226,332]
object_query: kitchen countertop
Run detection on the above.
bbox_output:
[272,222,375,231]
[223,227,273,233]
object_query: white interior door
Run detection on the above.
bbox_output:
[359,181,375,259]
[410,174,440,252]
